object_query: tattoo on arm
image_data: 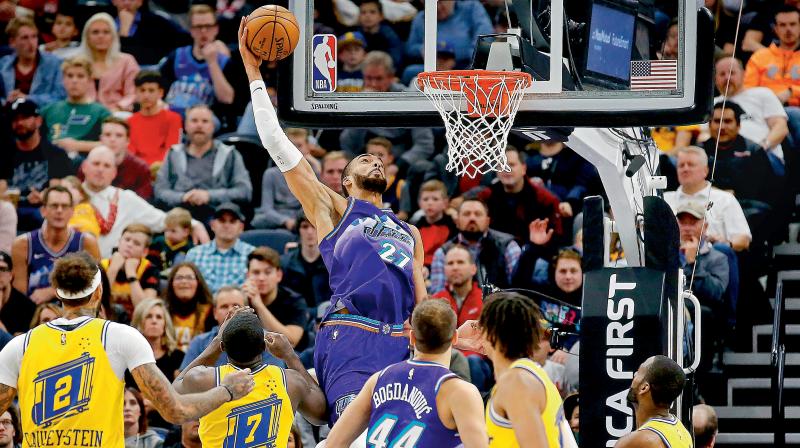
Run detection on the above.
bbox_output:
[0,384,17,416]
[133,363,228,424]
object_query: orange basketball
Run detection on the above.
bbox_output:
[245,5,300,61]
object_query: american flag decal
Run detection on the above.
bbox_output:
[630,60,678,91]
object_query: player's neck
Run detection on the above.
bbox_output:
[413,349,451,368]
[353,190,384,208]
[492,355,516,377]
[62,304,99,320]
[636,403,671,428]
[232,358,263,371]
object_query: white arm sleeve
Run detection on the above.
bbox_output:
[0,335,25,387]
[105,323,157,380]
[250,80,304,172]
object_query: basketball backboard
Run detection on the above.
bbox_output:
[277,0,714,128]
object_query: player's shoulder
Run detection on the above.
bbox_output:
[615,428,666,448]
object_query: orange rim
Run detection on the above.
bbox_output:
[417,70,532,91]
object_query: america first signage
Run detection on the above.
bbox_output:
[580,268,666,447]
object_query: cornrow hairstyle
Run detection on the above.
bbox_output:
[479,291,543,360]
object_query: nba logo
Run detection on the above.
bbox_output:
[312,34,337,93]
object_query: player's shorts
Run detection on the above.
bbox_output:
[314,314,409,426]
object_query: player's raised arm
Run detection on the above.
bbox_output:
[238,18,347,233]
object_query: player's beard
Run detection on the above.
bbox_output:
[353,173,387,194]
[626,386,638,406]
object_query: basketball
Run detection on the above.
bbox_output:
[245,5,300,62]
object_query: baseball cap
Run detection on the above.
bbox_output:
[8,98,39,119]
[338,31,365,49]
[675,201,706,219]
[437,40,455,57]
[213,202,245,222]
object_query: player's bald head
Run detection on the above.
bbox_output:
[411,299,456,354]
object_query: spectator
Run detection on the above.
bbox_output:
[101,223,160,310]
[319,151,349,195]
[147,207,194,272]
[404,0,493,75]
[693,404,718,448]
[40,11,80,58]
[185,203,254,293]
[62,175,100,237]
[336,31,365,93]
[251,130,308,230]
[0,17,65,105]
[163,262,214,352]
[113,0,190,66]
[128,70,182,165]
[242,247,310,350]
[78,13,140,112]
[280,213,332,310]
[160,4,234,116]
[715,56,789,165]
[79,118,153,199]
[0,404,20,448]
[365,137,404,212]
[357,0,403,68]
[0,250,35,335]
[429,198,520,292]
[0,201,14,253]
[154,104,252,223]
[29,301,61,328]
[701,102,784,210]
[663,146,752,252]
[478,146,563,244]
[742,0,796,54]
[41,57,111,156]
[288,424,303,448]
[81,145,209,258]
[744,6,800,108]
[11,186,100,305]
[411,180,456,267]
[339,51,435,165]
[162,420,200,448]
[128,298,185,383]
[123,388,164,448]
[676,201,730,373]
[511,219,581,302]
[432,244,483,325]
[179,286,284,370]
[331,0,416,28]
[526,140,600,222]
[2,98,75,231]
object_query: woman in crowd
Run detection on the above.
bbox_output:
[124,387,164,448]
[163,262,214,352]
[78,12,140,112]
[63,176,100,237]
[29,302,62,329]
[129,298,185,383]
[288,424,303,448]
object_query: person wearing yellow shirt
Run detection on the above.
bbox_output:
[173,305,327,447]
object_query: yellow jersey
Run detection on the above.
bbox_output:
[18,318,124,448]
[639,415,693,448]
[486,358,566,448]
[199,363,294,448]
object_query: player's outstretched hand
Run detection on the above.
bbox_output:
[264,331,294,361]
[454,320,486,354]
[221,368,254,400]
[238,17,262,70]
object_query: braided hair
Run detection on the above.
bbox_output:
[479,291,543,360]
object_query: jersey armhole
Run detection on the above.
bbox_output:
[642,427,671,448]
[434,373,458,394]
[323,197,356,241]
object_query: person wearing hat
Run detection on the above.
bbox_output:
[154,104,252,224]
[336,31,366,93]
[0,252,256,447]
[185,202,255,293]
[1,98,76,232]
[676,199,730,377]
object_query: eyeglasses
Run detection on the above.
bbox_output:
[174,275,197,282]
[191,24,217,31]
[0,419,13,427]
[0,267,10,273]
[46,203,72,210]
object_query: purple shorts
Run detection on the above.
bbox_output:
[314,314,410,426]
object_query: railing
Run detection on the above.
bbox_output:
[771,276,787,447]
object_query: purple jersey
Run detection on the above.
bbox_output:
[320,197,416,324]
[367,360,460,448]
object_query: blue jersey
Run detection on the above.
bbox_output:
[367,360,460,448]
[27,228,84,295]
[165,46,229,115]
[319,198,416,325]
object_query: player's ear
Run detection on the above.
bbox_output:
[451,329,458,347]
[409,329,417,347]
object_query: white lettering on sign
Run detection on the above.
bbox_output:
[605,274,636,447]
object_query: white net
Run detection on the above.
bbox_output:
[417,71,531,178]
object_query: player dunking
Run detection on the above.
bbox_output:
[325,300,487,448]
[615,356,692,448]
[238,19,427,425]
[0,253,254,448]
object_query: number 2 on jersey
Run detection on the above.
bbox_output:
[368,414,425,448]
[379,242,411,268]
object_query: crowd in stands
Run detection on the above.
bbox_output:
[0,0,793,445]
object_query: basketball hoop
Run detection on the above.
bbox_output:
[417,70,532,178]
